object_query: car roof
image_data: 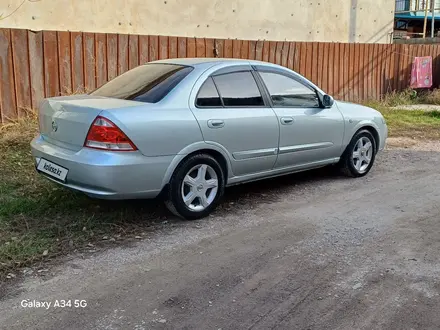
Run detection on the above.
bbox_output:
[151,57,275,67]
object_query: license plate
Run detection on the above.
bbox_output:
[37,159,69,182]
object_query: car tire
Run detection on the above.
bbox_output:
[165,154,225,220]
[339,129,377,178]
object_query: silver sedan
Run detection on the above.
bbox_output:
[31,58,388,219]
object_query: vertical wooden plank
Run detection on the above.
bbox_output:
[187,37,196,58]
[71,32,84,93]
[262,40,270,62]
[178,37,187,58]
[328,43,335,95]
[214,39,223,58]
[95,33,107,88]
[232,39,241,58]
[333,43,340,98]
[269,41,276,64]
[255,40,263,61]
[57,31,72,95]
[275,41,283,65]
[149,35,159,61]
[321,43,329,94]
[293,42,301,73]
[281,41,289,68]
[380,44,387,99]
[377,44,385,99]
[352,43,360,102]
[139,35,149,64]
[241,40,249,59]
[169,36,178,58]
[248,40,256,60]
[196,38,205,58]
[287,42,295,70]
[311,42,318,84]
[83,32,96,92]
[159,36,169,59]
[347,44,355,102]
[43,31,60,98]
[0,29,17,122]
[224,39,233,58]
[205,38,214,58]
[306,43,314,82]
[129,34,139,68]
[398,44,407,92]
[28,30,45,109]
[358,43,365,102]
[341,44,353,101]
[363,44,369,100]
[393,44,401,92]
[118,34,129,74]
[299,43,308,77]
[317,42,324,89]
[387,45,395,93]
[367,44,375,100]
[11,29,31,117]
[106,34,118,80]
[373,44,380,100]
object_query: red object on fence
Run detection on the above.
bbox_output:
[410,56,433,89]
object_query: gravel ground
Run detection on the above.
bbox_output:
[1,144,440,330]
[391,104,440,111]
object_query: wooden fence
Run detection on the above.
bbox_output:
[2,28,440,123]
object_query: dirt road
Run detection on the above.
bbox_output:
[1,146,440,330]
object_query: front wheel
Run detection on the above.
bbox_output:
[339,129,376,177]
[165,154,225,220]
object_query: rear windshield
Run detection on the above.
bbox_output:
[90,63,193,103]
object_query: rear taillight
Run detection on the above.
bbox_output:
[84,116,137,151]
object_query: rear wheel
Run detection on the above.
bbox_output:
[339,129,376,177]
[165,154,225,220]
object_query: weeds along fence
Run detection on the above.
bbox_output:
[2,28,440,123]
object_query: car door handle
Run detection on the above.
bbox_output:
[280,117,294,125]
[207,119,225,128]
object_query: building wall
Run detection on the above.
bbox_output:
[0,0,394,43]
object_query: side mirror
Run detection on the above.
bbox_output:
[322,94,334,108]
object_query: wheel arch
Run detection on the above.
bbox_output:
[160,143,232,196]
[356,125,380,153]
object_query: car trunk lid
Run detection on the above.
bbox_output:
[38,95,143,151]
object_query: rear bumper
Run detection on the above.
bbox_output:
[31,135,174,200]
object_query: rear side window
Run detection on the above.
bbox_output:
[90,64,193,103]
[213,72,264,107]
[196,77,222,107]
[259,72,320,108]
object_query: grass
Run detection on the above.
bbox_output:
[366,89,440,139]
[0,114,169,278]
[1,90,440,278]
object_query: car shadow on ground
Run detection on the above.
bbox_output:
[95,166,345,225]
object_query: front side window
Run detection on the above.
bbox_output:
[213,71,264,107]
[259,72,320,108]
[90,64,193,103]
[196,77,222,107]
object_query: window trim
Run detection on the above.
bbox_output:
[254,67,323,109]
[195,69,270,109]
